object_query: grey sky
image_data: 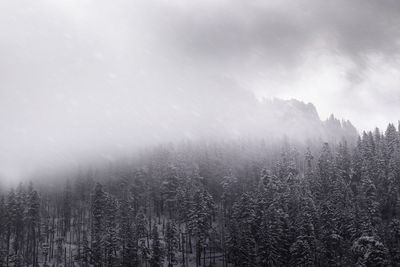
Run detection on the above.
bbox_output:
[1,0,400,183]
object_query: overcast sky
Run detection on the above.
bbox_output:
[1,0,400,183]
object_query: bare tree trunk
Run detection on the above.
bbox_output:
[181,233,185,267]
[6,230,10,267]
[203,246,206,267]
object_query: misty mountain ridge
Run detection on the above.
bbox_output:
[21,96,361,190]
[0,91,359,185]
[153,93,359,145]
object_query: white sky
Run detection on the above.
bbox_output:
[1,0,400,184]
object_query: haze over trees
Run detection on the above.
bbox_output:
[3,0,400,266]
[0,115,399,266]
[0,97,359,186]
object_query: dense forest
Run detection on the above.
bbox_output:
[1,122,400,266]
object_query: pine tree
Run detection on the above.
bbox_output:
[26,185,40,267]
[351,137,364,194]
[120,190,138,267]
[258,202,288,266]
[91,183,106,267]
[123,225,139,267]
[351,235,389,266]
[165,221,178,266]
[385,123,398,158]
[136,209,148,241]
[0,196,6,266]
[276,142,299,179]
[150,224,163,267]
[161,165,180,219]
[227,193,256,266]
[188,188,215,266]
[336,140,351,184]
[221,173,240,214]
[388,219,400,265]
[139,239,150,267]
[290,196,317,267]
[387,144,400,220]
[63,180,73,237]
[317,142,336,199]
[176,183,191,225]
[104,194,119,267]
[319,199,343,266]
[82,230,91,267]
[7,189,24,262]
[359,174,380,233]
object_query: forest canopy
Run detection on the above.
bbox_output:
[1,122,399,266]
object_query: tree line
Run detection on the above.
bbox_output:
[1,123,400,266]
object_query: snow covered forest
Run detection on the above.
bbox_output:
[4,0,400,266]
[1,121,400,267]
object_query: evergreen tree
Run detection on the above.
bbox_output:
[188,188,215,266]
[317,142,336,199]
[91,183,106,267]
[26,185,40,267]
[336,140,351,184]
[227,193,256,266]
[385,123,398,158]
[63,180,73,237]
[165,221,178,266]
[352,236,388,266]
[290,196,317,267]
[388,219,400,265]
[161,165,180,219]
[120,190,138,267]
[0,196,6,266]
[258,202,288,266]
[150,224,163,267]
[104,194,119,267]
[82,230,91,267]
[136,209,148,241]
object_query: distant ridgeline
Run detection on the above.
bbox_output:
[135,92,360,145]
[251,98,359,144]
[2,101,400,266]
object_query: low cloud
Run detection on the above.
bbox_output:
[0,0,400,182]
